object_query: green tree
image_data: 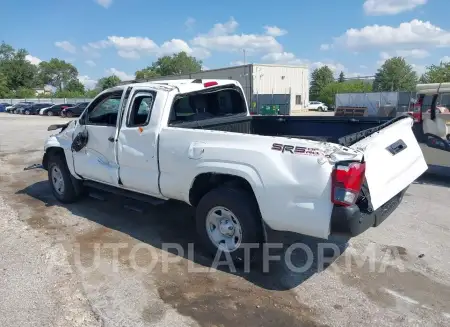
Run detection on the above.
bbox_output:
[15,87,35,98]
[97,75,121,90]
[0,45,37,90]
[135,67,161,80]
[136,51,202,78]
[65,79,85,93]
[338,71,345,83]
[0,42,15,61]
[318,80,373,105]
[38,58,78,91]
[420,61,450,83]
[85,88,101,98]
[309,66,334,100]
[373,57,417,92]
[0,72,9,97]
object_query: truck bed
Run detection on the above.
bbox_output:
[176,114,397,147]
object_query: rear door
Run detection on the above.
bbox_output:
[116,87,162,197]
[350,116,428,210]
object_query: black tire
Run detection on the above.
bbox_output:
[66,111,73,118]
[318,106,323,111]
[196,186,263,263]
[24,110,30,115]
[47,154,83,203]
[47,111,54,116]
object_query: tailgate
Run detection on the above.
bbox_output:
[350,116,427,210]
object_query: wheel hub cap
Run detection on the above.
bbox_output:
[51,166,65,195]
[206,206,242,252]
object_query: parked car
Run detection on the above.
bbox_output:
[40,103,74,116]
[0,104,6,112]
[60,102,90,117]
[23,103,54,115]
[307,101,328,111]
[42,79,427,262]
[8,102,35,114]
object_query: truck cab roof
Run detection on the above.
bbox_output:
[110,79,240,94]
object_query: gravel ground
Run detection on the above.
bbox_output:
[0,112,449,327]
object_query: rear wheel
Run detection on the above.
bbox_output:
[318,106,323,111]
[24,110,30,115]
[48,154,84,203]
[47,111,54,116]
[196,186,263,263]
[66,111,73,118]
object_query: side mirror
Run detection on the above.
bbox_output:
[47,123,68,131]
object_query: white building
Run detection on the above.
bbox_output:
[138,64,309,115]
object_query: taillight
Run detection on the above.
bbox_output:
[204,81,218,87]
[331,162,366,206]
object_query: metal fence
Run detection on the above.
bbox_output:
[0,98,94,105]
[335,91,417,116]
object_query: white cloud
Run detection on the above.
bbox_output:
[264,26,287,37]
[230,61,245,66]
[191,17,283,54]
[95,0,112,8]
[380,49,430,60]
[261,52,296,63]
[87,40,111,49]
[82,45,101,58]
[332,20,450,50]
[55,41,76,53]
[85,60,96,67]
[260,51,346,76]
[201,65,210,71]
[84,35,212,60]
[105,68,134,81]
[320,44,330,51]
[364,0,427,16]
[207,17,239,36]
[441,56,450,63]
[411,63,427,75]
[310,61,346,74]
[117,50,140,59]
[78,75,97,90]
[108,36,158,52]
[185,17,196,30]
[25,54,41,65]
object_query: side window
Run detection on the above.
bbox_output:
[127,92,155,127]
[87,94,122,126]
[295,95,302,105]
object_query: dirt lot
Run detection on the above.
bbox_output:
[1,112,450,327]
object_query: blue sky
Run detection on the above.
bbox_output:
[1,0,450,88]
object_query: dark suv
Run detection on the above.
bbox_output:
[23,103,54,115]
[41,103,74,116]
[60,102,90,117]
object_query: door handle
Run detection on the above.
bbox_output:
[108,136,115,142]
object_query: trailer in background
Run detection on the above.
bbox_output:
[334,91,417,117]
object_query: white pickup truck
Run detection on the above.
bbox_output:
[43,79,427,261]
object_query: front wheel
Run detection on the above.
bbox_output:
[196,186,263,263]
[47,111,54,116]
[66,111,73,118]
[24,110,30,115]
[48,154,83,203]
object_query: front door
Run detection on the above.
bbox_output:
[72,90,124,185]
[117,88,161,197]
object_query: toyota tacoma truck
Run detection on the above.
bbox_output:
[42,79,428,261]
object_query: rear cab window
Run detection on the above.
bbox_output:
[169,85,247,125]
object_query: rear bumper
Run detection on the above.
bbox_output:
[330,189,406,237]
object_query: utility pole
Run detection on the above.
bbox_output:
[243,49,246,65]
